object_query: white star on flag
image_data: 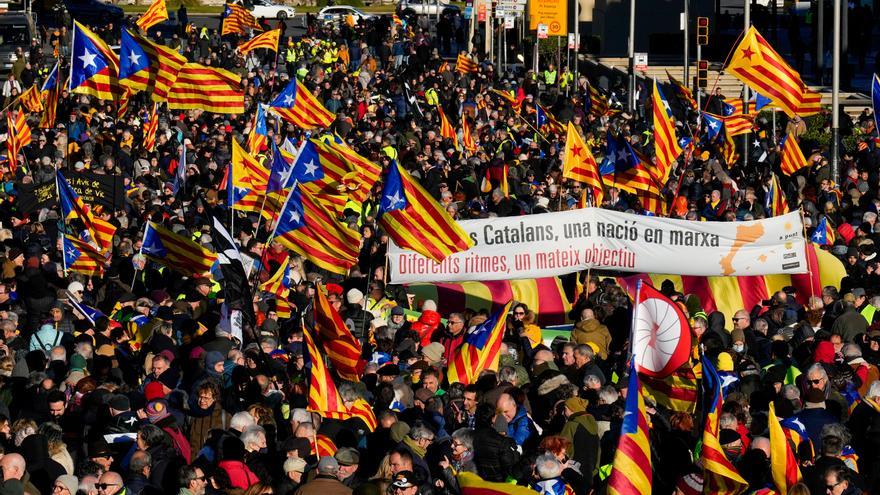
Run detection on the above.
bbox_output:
[709,121,719,130]
[303,159,318,176]
[79,48,98,70]
[616,149,629,162]
[384,191,403,209]
[282,94,295,106]
[128,52,142,66]
[289,209,301,224]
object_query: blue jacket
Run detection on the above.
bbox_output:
[507,405,535,447]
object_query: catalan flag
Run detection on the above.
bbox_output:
[379,160,474,262]
[269,78,335,129]
[779,133,808,175]
[19,85,42,113]
[39,62,60,129]
[238,28,281,54]
[247,104,269,154]
[652,82,682,184]
[325,398,378,431]
[222,3,262,36]
[260,255,294,297]
[143,103,159,152]
[701,357,748,495]
[273,186,360,275]
[603,131,658,194]
[640,364,698,412]
[314,283,366,382]
[462,116,477,153]
[455,53,479,74]
[438,106,457,146]
[135,0,169,31]
[57,173,116,253]
[727,26,821,117]
[536,104,565,135]
[69,21,121,101]
[769,401,802,494]
[118,87,132,120]
[119,29,187,102]
[296,138,382,209]
[563,122,602,205]
[303,327,347,415]
[586,80,613,118]
[458,473,542,495]
[447,301,512,385]
[229,138,270,213]
[811,216,835,246]
[6,110,30,173]
[490,88,524,113]
[720,130,740,166]
[141,221,218,276]
[63,235,106,276]
[314,434,338,456]
[167,63,244,114]
[666,70,698,112]
[607,364,652,495]
[767,173,789,216]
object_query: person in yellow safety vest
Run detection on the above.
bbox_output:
[855,288,879,325]
[425,87,439,107]
[559,66,574,89]
[543,63,557,85]
[382,143,398,160]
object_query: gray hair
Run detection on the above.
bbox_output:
[806,363,828,380]
[598,386,619,405]
[584,375,602,389]
[240,425,266,450]
[782,384,801,401]
[535,453,563,479]
[719,413,738,430]
[498,366,517,384]
[291,408,311,424]
[409,425,435,442]
[338,382,362,403]
[868,380,880,400]
[842,343,862,359]
[574,344,594,361]
[450,428,474,451]
[230,411,256,432]
[49,346,66,363]
[821,423,851,445]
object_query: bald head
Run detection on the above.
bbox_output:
[0,453,25,480]
[99,471,124,495]
[497,393,517,422]
[750,436,770,459]
[580,308,595,321]
[533,349,554,367]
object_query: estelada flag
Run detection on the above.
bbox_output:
[563,122,603,205]
[779,133,808,175]
[136,0,169,31]
[238,28,281,54]
[455,53,478,74]
[167,63,244,114]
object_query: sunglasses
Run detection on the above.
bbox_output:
[96,483,118,491]
[514,311,525,315]
[809,378,824,385]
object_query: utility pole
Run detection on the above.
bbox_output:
[574,0,579,75]
[468,0,476,52]
[743,0,750,170]
[628,0,635,112]
[831,0,840,184]
[683,0,689,83]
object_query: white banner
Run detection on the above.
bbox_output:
[388,209,807,283]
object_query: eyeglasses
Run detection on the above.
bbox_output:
[809,378,824,385]
[449,320,463,325]
[96,483,118,491]
[826,480,843,491]
[52,486,68,493]
[514,311,525,315]
[731,317,742,322]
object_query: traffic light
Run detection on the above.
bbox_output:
[697,60,708,89]
[697,17,709,45]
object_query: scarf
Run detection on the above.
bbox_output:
[402,436,426,458]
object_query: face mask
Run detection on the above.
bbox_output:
[259,447,268,454]
[733,344,745,353]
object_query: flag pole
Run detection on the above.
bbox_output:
[629,279,642,365]
[131,221,148,291]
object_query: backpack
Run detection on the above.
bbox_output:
[162,425,192,464]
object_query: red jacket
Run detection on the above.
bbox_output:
[218,460,259,489]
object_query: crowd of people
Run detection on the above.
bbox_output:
[0,4,876,495]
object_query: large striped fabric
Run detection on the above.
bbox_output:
[607,365,652,495]
[119,29,187,102]
[458,473,544,495]
[303,328,347,415]
[314,434,338,457]
[167,63,244,114]
[587,81,613,118]
[447,301,512,385]
[779,133,808,175]
[273,186,360,275]
[438,106,457,145]
[6,110,30,173]
[666,70,698,112]
[769,402,802,493]
[405,277,570,326]
[490,88,524,113]
[310,137,382,205]
[462,117,477,153]
[19,85,42,113]
[63,235,106,276]
[727,26,820,117]
[639,365,698,412]
[536,105,565,135]
[135,0,168,31]
[324,398,378,431]
[238,29,281,54]
[70,21,121,101]
[719,100,756,136]
[259,255,292,297]
[315,284,365,382]
[143,104,159,152]
[379,161,473,262]
[720,130,739,165]
[768,173,789,216]
[247,104,269,154]
[455,53,478,74]
[141,222,218,276]
[652,81,682,183]
[563,122,603,205]
[39,62,59,128]
[118,88,132,120]
[222,3,262,35]
[58,173,116,253]
[269,78,335,129]
[617,243,845,325]
[702,357,749,494]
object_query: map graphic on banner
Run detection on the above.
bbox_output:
[388,208,807,284]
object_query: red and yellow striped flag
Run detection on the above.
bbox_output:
[639,365,698,412]
[314,434,337,457]
[779,133,808,175]
[769,173,789,216]
[701,358,748,494]
[269,78,335,129]
[118,87,132,120]
[652,81,682,184]
[222,3,262,36]
[167,63,244,114]
[136,0,169,31]
[6,109,30,173]
[141,222,217,276]
[727,26,821,117]
[438,106,457,147]
[456,53,479,74]
[303,328,347,415]
[769,402,802,494]
[462,117,477,153]
[607,365,652,495]
[563,122,603,205]
[238,28,281,54]
[19,85,42,113]
[315,283,365,382]
[325,398,378,431]
[378,161,474,262]
[120,29,188,103]
[720,130,739,166]
[143,104,159,152]
[63,235,106,276]
[447,301,512,385]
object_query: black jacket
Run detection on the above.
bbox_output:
[472,425,519,482]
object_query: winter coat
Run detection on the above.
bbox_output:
[218,459,260,489]
[472,425,519,482]
[570,319,612,360]
[295,476,353,495]
[559,412,599,486]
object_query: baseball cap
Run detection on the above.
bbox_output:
[391,471,416,489]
